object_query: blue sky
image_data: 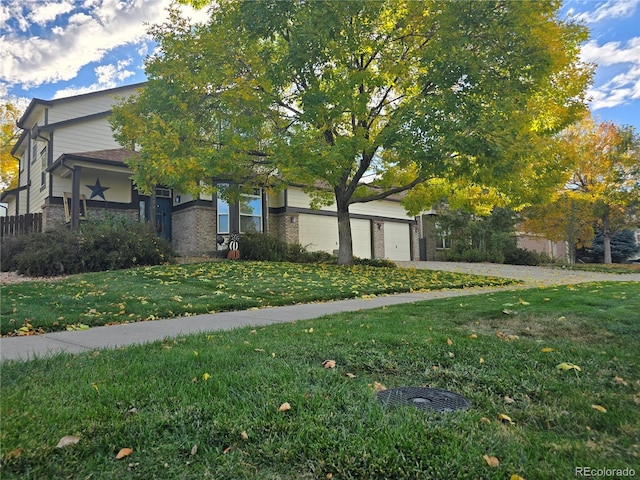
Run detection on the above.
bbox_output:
[1,0,639,130]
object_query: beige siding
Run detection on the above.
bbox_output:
[298,214,371,258]
[287,186,412,220]
[47,87,140,124]
[384,222,411,261]
[81,171,132,204]
[269,190,285,208]
[53,119,122,157]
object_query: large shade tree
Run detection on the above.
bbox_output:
[111,0,591,264]
[1,101,21,191]
[523,115,640,263]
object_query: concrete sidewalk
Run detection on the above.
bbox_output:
[2,262,637,362]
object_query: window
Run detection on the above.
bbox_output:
[435,222,451,249]
[240,189,262,233]
[39,146,47,188]
[217,194,230,234]
[31,139,38,164]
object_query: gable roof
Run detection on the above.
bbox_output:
[47,148,137,176]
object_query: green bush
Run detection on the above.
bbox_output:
[0,236,28,272]
[7,216,173,277]
[353,257,397,268]
[239,233,335,263]
[503,246,550,266]
[444,248,504,264]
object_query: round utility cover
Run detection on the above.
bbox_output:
[376,387,471,412]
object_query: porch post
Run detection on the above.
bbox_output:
[71,165,81,230]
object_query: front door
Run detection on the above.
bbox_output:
[155,197,172,241]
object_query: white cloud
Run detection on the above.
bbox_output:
[53,58,136,99]
[0,0,210,89]
[579,37,640,110]
[581,38,640,67]
[574,0,640,23]
[28,1,75,26]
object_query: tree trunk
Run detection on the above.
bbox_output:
[336,200,354,266]
[602,214,612,264]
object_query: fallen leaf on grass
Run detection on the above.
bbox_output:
[56,435,81,448]
[479,357,485,364]
[591,404,607,413]
[447,338,453,346]
[223,446,232,454]
[556,362,581,372]
[496,331,519,341]
[345,372,356,378]
[469,334,478,339]
[480,417,491,424]
[5,448,22,459]
[483,455,500,467]
[202,373,211,381]
[124,407,138,419]
[116,448,133,459]
[278,402,291,412]
[240,431,249,440]
[372,382,387,392]
[190,445,198,456]
[541,347,554,353]
[498,413,514,424]
[504,396,515,404]
[511,475,526,480]
[614,376,628,386]
[322,360,336,369]
[518,298,530,305]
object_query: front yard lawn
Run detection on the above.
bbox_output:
[1,282,638,479]
[0,261,515,336]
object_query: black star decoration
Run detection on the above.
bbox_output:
[86,178,110,200]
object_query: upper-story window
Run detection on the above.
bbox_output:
[31,138,38,164]
[39,146,47,187]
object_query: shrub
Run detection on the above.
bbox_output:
[7,216,173,277]
[444,248,504,264]
[353,257,397,268]
[12,227,83,276]
[503,246,550,266]
[0,236,28,272]
[239,233,335,263]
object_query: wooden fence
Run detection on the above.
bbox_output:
[0,213,43,238]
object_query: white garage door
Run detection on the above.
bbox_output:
[384,222,411,261]
[298,214,371,258]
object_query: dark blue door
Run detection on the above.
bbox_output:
[155,197,172,241]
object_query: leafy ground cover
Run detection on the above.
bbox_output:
[1,281,639,479]
[0,261,515,336]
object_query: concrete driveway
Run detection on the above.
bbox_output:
[397,261,640,286]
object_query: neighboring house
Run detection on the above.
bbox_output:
[1,84,423,261]
[516,232,568,261]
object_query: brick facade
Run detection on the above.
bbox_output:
[171,205,217,256]
[371,220,385,259]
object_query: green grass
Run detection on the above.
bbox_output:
[0,261,515,336]
[559,263,640,274]
[1,281,639,479]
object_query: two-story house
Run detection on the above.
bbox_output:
[2,84,421,260]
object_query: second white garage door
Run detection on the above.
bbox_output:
[384,222,411,261]
[298,214,372,259]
